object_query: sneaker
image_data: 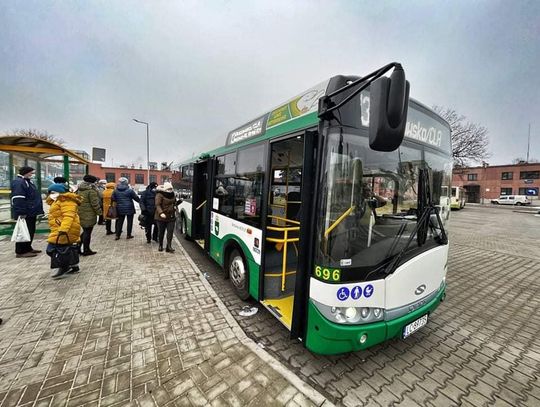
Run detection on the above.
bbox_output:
[30,249,42,254]
[67,266,80,274]
[106,231,114,235]
[16,252,37,258]
[82,250,97,256]
[115,236,121,240]
[126,235,134,239]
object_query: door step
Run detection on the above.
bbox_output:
[261,295,294,330]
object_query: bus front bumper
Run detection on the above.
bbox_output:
[305,286,446,355]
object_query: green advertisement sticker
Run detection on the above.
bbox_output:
[267,104,292,127]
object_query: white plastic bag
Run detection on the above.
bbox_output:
[11,217,31,243]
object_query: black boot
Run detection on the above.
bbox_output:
[52,267,69,278]
[166,245,175,253]
[158,244,163,252]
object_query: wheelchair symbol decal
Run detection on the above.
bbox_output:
[337,287,350,301]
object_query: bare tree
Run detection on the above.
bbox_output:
[433,106,490,166]
[4,129,66,146]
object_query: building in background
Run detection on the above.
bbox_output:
[452,162,540,203]
[87,163,172,192]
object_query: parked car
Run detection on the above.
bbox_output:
[491,195,531,205]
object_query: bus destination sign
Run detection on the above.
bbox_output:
[226,114,269,145]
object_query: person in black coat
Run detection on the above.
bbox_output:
[111,177,140,240]
[10,166,44,258]
[140,182,158,243]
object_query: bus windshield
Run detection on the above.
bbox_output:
[315,129,452,282]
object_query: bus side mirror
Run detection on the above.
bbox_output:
[369,67,410,152]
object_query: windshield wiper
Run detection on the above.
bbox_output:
[384,168,448,275]
[383,205,436,275]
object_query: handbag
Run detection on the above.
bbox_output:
[138,213,146,227]
[11,216,31,243]
[49,234,79,269]
[107,205,118,219]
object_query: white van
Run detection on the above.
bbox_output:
[491,195,531,205]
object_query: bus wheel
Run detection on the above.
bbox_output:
[181,215,191,240]
[228,249,250,300]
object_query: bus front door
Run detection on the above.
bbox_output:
[191,159,214,251]
[261,134,307,330]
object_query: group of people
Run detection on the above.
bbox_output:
[10,166,181,278]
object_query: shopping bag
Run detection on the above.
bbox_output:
[48,235,79,269]
[107,205,118,219]
[11,217,31,242]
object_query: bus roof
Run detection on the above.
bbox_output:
[177,75,451,166]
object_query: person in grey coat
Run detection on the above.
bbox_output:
[112,177,140,240]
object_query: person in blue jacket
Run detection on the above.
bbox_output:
[139,182,158,243]
[112,177,140,240]
[10,166,44,257]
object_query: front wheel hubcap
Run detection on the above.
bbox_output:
[230,256,246,289]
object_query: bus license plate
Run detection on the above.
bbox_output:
[403,314,428,338]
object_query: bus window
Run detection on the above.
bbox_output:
[213,145,266,228]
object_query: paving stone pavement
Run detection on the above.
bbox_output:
[181,206,540,406]
[0,225,330,407]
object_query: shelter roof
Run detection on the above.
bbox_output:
[0,136,90,164]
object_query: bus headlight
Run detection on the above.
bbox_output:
[312,300,385,325]
[345,307,357,320]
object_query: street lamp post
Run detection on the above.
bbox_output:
[133,119,150,184]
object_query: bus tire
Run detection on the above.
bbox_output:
[227,249,250,300]
[181,215,191,240]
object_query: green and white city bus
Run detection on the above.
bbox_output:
[176,63,452,355]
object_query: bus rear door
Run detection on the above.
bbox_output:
[191,158,215,251]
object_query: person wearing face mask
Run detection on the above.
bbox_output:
[155,182,181,252]
[46,183,82,278]
[10,166,45,258]
[139,182,159,244]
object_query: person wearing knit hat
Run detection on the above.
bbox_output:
[77,174,102,255]
[10,166,44,258]
[155,182,180,253]
[112,177,140,240]
[46,182,82,278]
[48,184,67,193]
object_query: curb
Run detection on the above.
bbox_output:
[174,235,334,407]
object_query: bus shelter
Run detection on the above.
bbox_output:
[0,136,90,235]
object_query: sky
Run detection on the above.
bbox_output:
[1,0,539,168]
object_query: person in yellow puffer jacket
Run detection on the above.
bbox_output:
[102,182,116,235]
[46,184,82,278]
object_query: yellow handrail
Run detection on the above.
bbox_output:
[267,225,300,232]
[267,215,300,225]
[324,205,355,237]
[265,219,301,291]
[196,200,207,211]
[266,237,300,243]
